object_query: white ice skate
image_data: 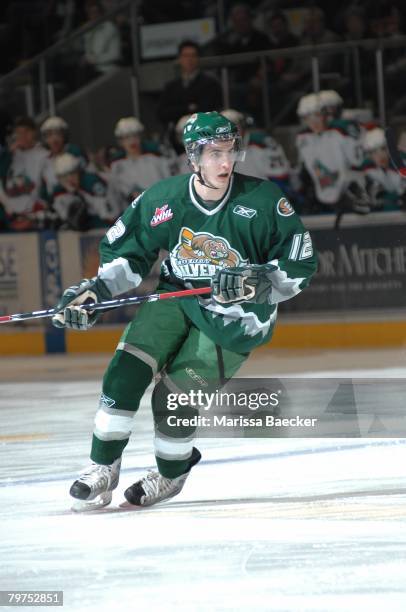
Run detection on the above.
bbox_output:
[70,458,121,512]
[124,447,201,507]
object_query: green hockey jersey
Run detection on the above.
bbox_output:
[98,173,318,352]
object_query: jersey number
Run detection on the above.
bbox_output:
[106,219,126,244]
[289,232,313,260]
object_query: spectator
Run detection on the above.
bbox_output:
[107,117,171,216]
[206,3,270,116]
[340,6,373,105]
[0,116,48,231]
[74,0,121,87]
[46,0,84,42]
[266,10,299,61]
[157,40,223,129]
[40,116,88,204]
[300,7,342,75]
[262,10,300,116]
[51,152,111,230]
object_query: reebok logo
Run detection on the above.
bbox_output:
[233,205,257,219]
[150,204,173,227]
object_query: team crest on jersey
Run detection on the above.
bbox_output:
[150,204,173,227]
[170,228,248,281]
[233,204,257,218]
[277,197,294,217]
[314,160,339,188]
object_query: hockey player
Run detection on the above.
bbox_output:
[318,90,343,121]
[0,116,48,230]
[51,153,111,230]
[362,127,406,211]
[52,111,317,511]
[221,108,292,194]
[295,93,369,220]
[40,116,87,203]
[107,117,171,216]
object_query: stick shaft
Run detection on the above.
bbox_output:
[385,127,406,176]
[0,287,212,324]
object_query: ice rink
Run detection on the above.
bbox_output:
[1,348,406,611]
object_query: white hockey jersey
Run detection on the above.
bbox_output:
[362,158,406,209]
[236,132,290,182]
[296,120,364,204]
[2,144,48,214]
[107,153,171,216]
[52,171,110,222]
[41,143,87,202]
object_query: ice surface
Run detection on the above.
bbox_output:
[0,353,406,611]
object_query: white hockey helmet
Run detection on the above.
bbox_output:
[319,90,343,109]
[40,116,68,134]
[363,127,386,152]
[220,109,245,126]
[55,153,80,177]
[296,93,321,117]
[114,117,144,138]
[175,114,193,135]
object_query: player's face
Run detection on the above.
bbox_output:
[120,135,141,156]
[197,141,236,188]
[59,170,80,192]
[44,130,65,154]
[304,112,325,133]
[370,146,389,168]
[13,126,36,150]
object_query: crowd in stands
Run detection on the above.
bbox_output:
[1,1,406,233]
[1,2,406,128]
[1,83,405,233]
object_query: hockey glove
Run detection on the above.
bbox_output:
[52,277,112,331]
[212,265,276,305]
[342,181,371,215]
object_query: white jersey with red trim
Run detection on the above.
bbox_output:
[107,153,171,217]
[2,144,48,214]
[235,133,290,182]
[296,120,364,204]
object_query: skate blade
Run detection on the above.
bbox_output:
[71,491,113,513]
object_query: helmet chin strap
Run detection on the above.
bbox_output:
[195,166,220,190]
[193,162,235,191]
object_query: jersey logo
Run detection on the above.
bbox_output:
[170,227,248,281]
[150,204,173,227]
[99,393,116,410]
[277,197,294,217]
[313,160,339,189]
[233,205,257,218]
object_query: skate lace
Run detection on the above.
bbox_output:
[79,463,111,488]
[141,470,173,500]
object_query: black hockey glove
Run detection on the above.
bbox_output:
[342,181,371,215]
[212,265,276,305]
[52,277,112,331]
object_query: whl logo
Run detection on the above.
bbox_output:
[150,204,173,227]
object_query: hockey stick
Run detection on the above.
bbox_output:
[0,287,212,324]
[385,127,406,176]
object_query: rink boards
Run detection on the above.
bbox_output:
[1,211,406,355]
